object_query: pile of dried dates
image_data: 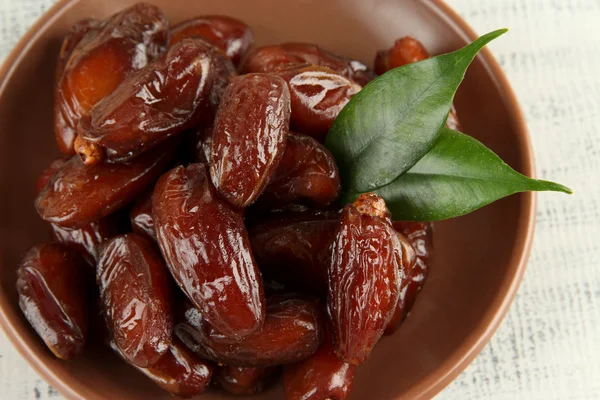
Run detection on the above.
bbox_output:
[19,3,440,399]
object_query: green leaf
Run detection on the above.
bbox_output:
[341,128,572,221]
[326,29,508,193]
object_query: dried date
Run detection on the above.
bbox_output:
[328,193,402,364]
[276,65,361,140]
[55,4,168,155]
[35,142,175,229]
[210,73,290,208]
[170,15,253,66]
[175,295,324,367]
[153,163,265,338]
[16,243,88,360]
[130,191,155,243]
[258,132,340,209]
[98,233,173,367]
[215,365,279,395]
[77,38,234,164]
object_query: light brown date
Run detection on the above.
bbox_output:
[97,233,173,367]
[275,65,361,140]
[170,15,254,66]
[210,73,290,208]
[77,38,234,164]
[55,3,168,155]
[258,132,340,209]
[215,365,279,395]
[175,295,324,367]
[35,142,175,229]
[328,193,402,364]
[16,243,89,360]
[153,163,265,338]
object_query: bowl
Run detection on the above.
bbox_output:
[0,0,535,398]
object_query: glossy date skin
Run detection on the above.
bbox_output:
[242,42,373,86]
[153,163,265,338]
[55,3,168,155]
[210,73,290,208]
[170,15,254,66]
[111,338,213,397]
[77,38,234,164]
[130,191,156,243]
[384,221,434,335]
[16,243,88,360]
[35,142,175,229]
[215,365,279,395]
[175,295,324,367]
[259,132,340,209]
[328,193,402,364]
[98,233,173,367]
[284,330,355,400]
[55,18,98,82]
[276,65,361,140]
[249,210,338,295]
[374,36,461,131]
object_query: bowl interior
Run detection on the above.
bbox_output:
[0,0,533,399]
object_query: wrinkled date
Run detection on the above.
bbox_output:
[374,37,461,131]
[55,18,99,82]
[35,142,175,229]
[328,193,402,364]
[276,65,361,139]
[210,73,290,208]
[284,330,356,400]
[55,3,168,155]
[384,221,434,334]
[242,42,373,86]
[215,365,279,395]
[258,132,340,209]
[16,243,88,360]
[374,36,430,75]
[98,233,173,367]
[175,295,324,367]
[35,158,122,264]
[170,15,254,66]
[130,191,155,243]
[77,38,234,164]
[111,338,213,397]
[153,163,265,338]
[249,210,338,295]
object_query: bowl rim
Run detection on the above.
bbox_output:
[0,0,536,399]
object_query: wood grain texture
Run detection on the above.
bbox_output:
[0,0,598,399]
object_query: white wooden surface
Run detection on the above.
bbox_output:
[1,0,599,399]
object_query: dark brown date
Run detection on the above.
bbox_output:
[249,210,338,295]
[35,142,175,229]
[111,338,213,397]
[328,193,402,364]
[242,43,373,86]
[16,243,88,360]
[276,65,361,140]
[55,4,168,155]
[258,132,340,209]
[153,163,265,338]
[215,365,279,395]
[284,330,355,400]
[130,191,155,243]
[77,38,234,164]
[374,37,461,130]
[175,295,324,367]
[98,233,173,367]
[384,221,433,335]
[50,218,119,265]
[35,157,68,194]
[210,73,290,208]
[374,36,430,75]
[170,15,254,66]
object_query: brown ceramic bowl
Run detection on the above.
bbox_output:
[0,0,534,399]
